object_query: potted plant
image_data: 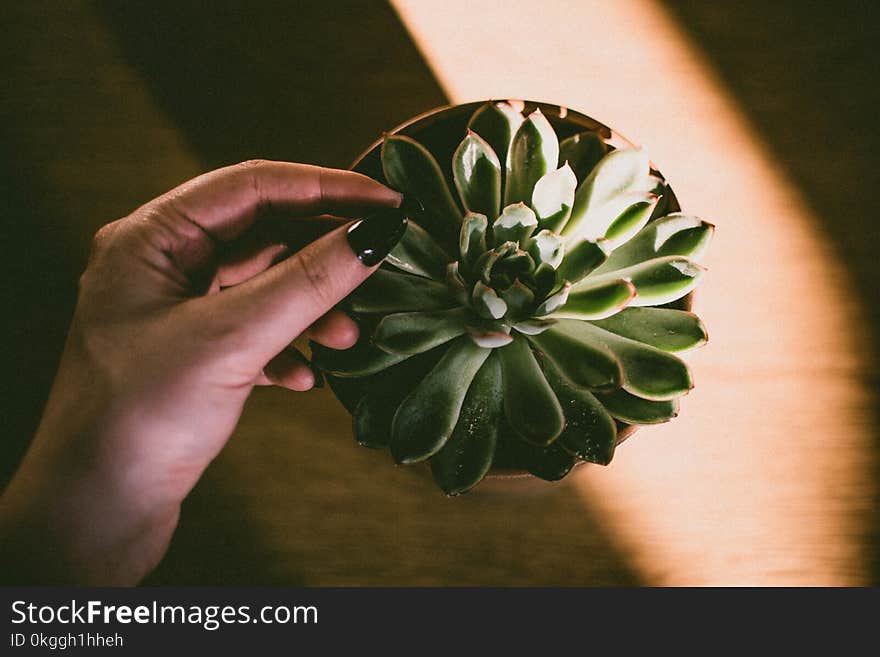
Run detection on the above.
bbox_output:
[312,100,713,495]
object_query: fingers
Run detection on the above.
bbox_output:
[256,318,351,390]
[304,310,359,350]
[212,214,348,289]
[258,345,322,392]
[214,242,290,290]
[199,210,406,366]
[142,161,401,274]
[153,160,401,241]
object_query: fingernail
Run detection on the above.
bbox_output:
[346,207,408,267]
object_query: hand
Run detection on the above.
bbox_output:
[0,160,404,584]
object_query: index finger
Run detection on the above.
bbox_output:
[149,159,401,242]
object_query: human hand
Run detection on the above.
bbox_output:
[0,160,405,584]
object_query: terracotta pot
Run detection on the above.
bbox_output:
[327,100,690,485]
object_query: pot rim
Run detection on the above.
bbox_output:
[351,98,638,170]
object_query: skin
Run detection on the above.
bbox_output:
[0,160,402,585]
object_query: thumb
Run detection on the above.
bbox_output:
[199,207,407,366]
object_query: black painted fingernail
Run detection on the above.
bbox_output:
[346,207,408,266]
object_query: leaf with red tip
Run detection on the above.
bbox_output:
[453,131,502,221]
[492,203,538,246]
[558,131,608,182]
[594,213,714,274]
[554,320,693,401]
[472,281,508,319]
[597,388,680,425]
[591,307,708,352]
[526,322,622,391]
[532,164,577,233]
[504,109,560,206]
[555,239,608,284]
[382,134,462,251]
[588,255,706,307]
[386,220,451,280]
[549,277,636,320]
[467,101,523,173]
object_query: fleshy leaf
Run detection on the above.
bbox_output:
[430,354,503,495]
[533,281,571,316]
[475,241,517,284]
[390,337,491,463]
[386,220,451,280]
[497,335,565,446]
[467,324,514,348]
[564,191,657,243]
[532,164,577,233]
[498,279,535,317]
[598,388,680,425]
[549,277,636,320]
[525,229,564,269]
[453,131,502,221]
[555,239,609,284]
[558,131,608,182]
[459,212,488,269]
[311,339,409,378]
[445,261,471,307]
[603,195,660,248]
[530,262,558,298]
[504,109,560,207]
[522,443,577,481]
[538,353,617,464]
[492,203,538,246]
[472,280,508,319]
[555,320,692,401]
[352,348,444,447]
[588,255,706,307]
[500,426,576,481]
[526,322,622,390]
[495,248,535,280]
[563,147,654,239]
[594,213,715,274]
[591,307,708,352]
[349,268,454,313]
[512,318,557,335]
[381,134,462,251]
[374,308,471,355]
[467,101,523,174]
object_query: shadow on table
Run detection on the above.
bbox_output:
[95,0,448,170]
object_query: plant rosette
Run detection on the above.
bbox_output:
[312,100,713,495]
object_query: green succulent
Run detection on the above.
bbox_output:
[314,101,713,495]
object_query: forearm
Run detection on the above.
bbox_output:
[0,425,180,585]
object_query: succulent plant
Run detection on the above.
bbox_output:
[314,101,713,495]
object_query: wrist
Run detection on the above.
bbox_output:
[0,423,181,585]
